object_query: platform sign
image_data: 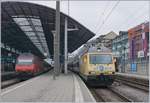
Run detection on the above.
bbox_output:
[131,63,137,72]
[138,51,144,58]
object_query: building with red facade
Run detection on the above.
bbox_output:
[128,22,149,75]
[128,22,149,60]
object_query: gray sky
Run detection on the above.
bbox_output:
[24,0,149,54]
[28,0,149,39]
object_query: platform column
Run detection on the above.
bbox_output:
[64,17,68,74]
[53,0,60,79]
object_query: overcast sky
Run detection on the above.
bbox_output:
[13,0,147,54]
[28,0,149,38]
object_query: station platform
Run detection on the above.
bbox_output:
[1,71,17,81]
[0,70,96,102]
[115,72,149,81]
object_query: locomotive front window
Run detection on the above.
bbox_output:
[90,54,112,64]
[17,59,33,65]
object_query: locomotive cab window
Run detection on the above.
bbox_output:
[89,54,112,64]
[17,59,33,65]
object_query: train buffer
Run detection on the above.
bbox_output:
[1,70,96,102]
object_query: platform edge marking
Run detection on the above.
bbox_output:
[73,74,84,102]
[76,75,96,102]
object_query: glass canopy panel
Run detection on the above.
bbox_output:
[37,33,46,39]
[35,26,43,32]
[39,36,45,38]
[39,36,45,39]
[13,18,30,25]
[32,40,39,43]
[25,32,36,36]
[20,26,33,31]
[42,43,47,45]
[31,18,41,26]
[34,42,41,44]
[30,38,39,41]
[13,17,49,57]
[40,39,46,41]
[37,32,44,36]
[29,36,37,39]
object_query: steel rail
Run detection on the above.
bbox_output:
[108,87,134,102]
[91,88,133,102]
[90,88,105,102]
[115,76,148,86]
[115,77,149,92]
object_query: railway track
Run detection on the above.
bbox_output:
[115,77,149,92]
[108,87,134,102]
[90,87,133,102]
[90,88,105,102]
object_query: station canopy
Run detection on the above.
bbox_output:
[1,1,95,58]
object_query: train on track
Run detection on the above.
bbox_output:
[69,45,116,86]
[15,53,52,79]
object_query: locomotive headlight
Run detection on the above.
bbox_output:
[89,71,96,75]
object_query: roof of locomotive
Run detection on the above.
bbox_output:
[80,48,112,58]
[18,53,34,59]
[87,46,111,53]
[78,45,112,58]
[87,52,112,55]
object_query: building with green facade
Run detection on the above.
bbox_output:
[112,31,128,72]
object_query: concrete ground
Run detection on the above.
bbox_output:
[1,70,95,102]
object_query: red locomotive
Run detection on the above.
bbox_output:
[15,53,51,79]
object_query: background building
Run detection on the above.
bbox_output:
[128,22,149,75]
[96,31,118,50]
[112,31,128,72]
[88,31,117,50]
[112,22,149,75]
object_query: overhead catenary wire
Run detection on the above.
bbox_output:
[94,1,110,32]
[117,3,148,31]
[101,7,148,34]
[126,15,148,32]
[100,2,148,35]
[123,9,149,30]
[95,0,120,35]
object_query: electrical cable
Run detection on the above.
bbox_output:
[118,3,148,31]
[95,0,120,35]
[94,1,110,32]
[99,1,148,35]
